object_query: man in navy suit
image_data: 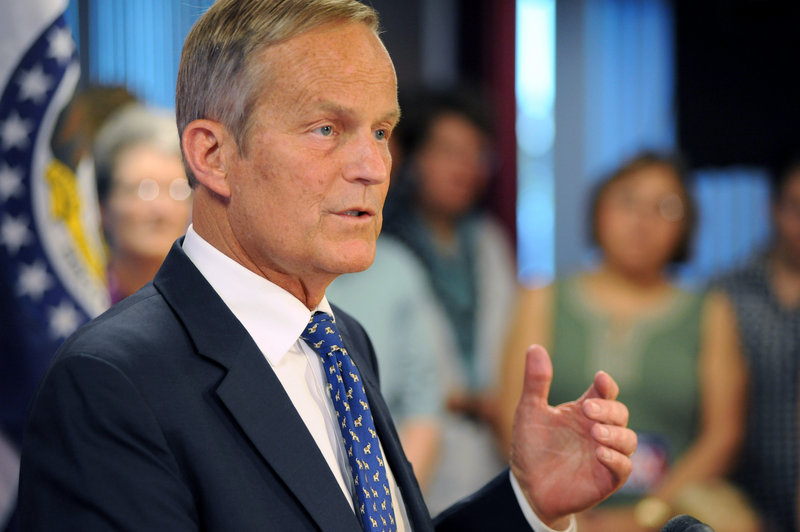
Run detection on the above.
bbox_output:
[18,1,636,530]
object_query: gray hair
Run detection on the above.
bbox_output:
[175,0,380,186]
[94,103,181,204]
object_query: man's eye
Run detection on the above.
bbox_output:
[315,125,333,136]
[374,129,387,141]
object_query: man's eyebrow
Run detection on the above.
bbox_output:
[315,101,351,116]
[313,101,401,125]
[382,107,402,126]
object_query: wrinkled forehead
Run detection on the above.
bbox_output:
[268,22,393,79]
[252,21,398,116]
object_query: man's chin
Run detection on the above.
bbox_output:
[337,256,375,274]
[331,244,377,275]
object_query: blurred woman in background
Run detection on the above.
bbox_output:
[498,152,755,531]
[94,104,192,303]
[383,89,517,514]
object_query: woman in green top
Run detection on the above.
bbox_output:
[497,153,751,531]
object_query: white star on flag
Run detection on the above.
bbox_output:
[17,261,53,300]
[0,112,32,150]
[47,25,74,64]
[1,214,32,255]
[0,164,23,201]
[49,300,82,338]
[17,65,52,104]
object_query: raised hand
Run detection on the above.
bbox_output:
[509,345,636,529]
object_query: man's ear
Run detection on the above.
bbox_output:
[182,119,234,198]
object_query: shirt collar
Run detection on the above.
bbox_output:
[182,224,334,365]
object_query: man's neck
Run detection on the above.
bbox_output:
[277,274,330,310]
[192,217,331,310]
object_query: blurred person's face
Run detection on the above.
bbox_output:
[415,113,491,220]
[104,143,192,261]
[595,164,687,277]
[773,170,800,267]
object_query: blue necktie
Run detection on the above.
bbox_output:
[301,312,397,532]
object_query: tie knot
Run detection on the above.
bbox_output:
[305,312,334,335]
[302,312,342,351]
[309,311,333,326]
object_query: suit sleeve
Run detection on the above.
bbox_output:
[19,353,198,531]
[433,470,531,531]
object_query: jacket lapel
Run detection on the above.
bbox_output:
[154,242,361,532]
[214,344,362,532]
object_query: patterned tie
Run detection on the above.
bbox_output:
[301,312,397,532]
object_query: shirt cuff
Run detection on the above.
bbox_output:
[509,470,577,532]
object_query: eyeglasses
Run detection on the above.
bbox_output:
[115,178,192,202]
[606,191,684,222]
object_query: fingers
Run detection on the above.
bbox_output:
[590,415,637,487]
[592,424,636,488]
[519,344,553,408]
[582,398,629,427]
[591,424,637,458]
[583,370,620,401]
[583,375,636,486]
[594,444,634,483]
[584,392,635,470]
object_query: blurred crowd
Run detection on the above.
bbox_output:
[4,81,800,532]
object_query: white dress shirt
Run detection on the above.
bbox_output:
[182,225,574,532]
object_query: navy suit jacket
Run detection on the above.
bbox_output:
[18,241,531,531]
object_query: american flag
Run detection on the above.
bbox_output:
[0,2,108,526]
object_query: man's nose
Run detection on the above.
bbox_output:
[342,131,389,185]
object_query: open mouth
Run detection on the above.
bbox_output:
[342,209,371,218]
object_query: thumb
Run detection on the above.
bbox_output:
[520,344,553,407]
